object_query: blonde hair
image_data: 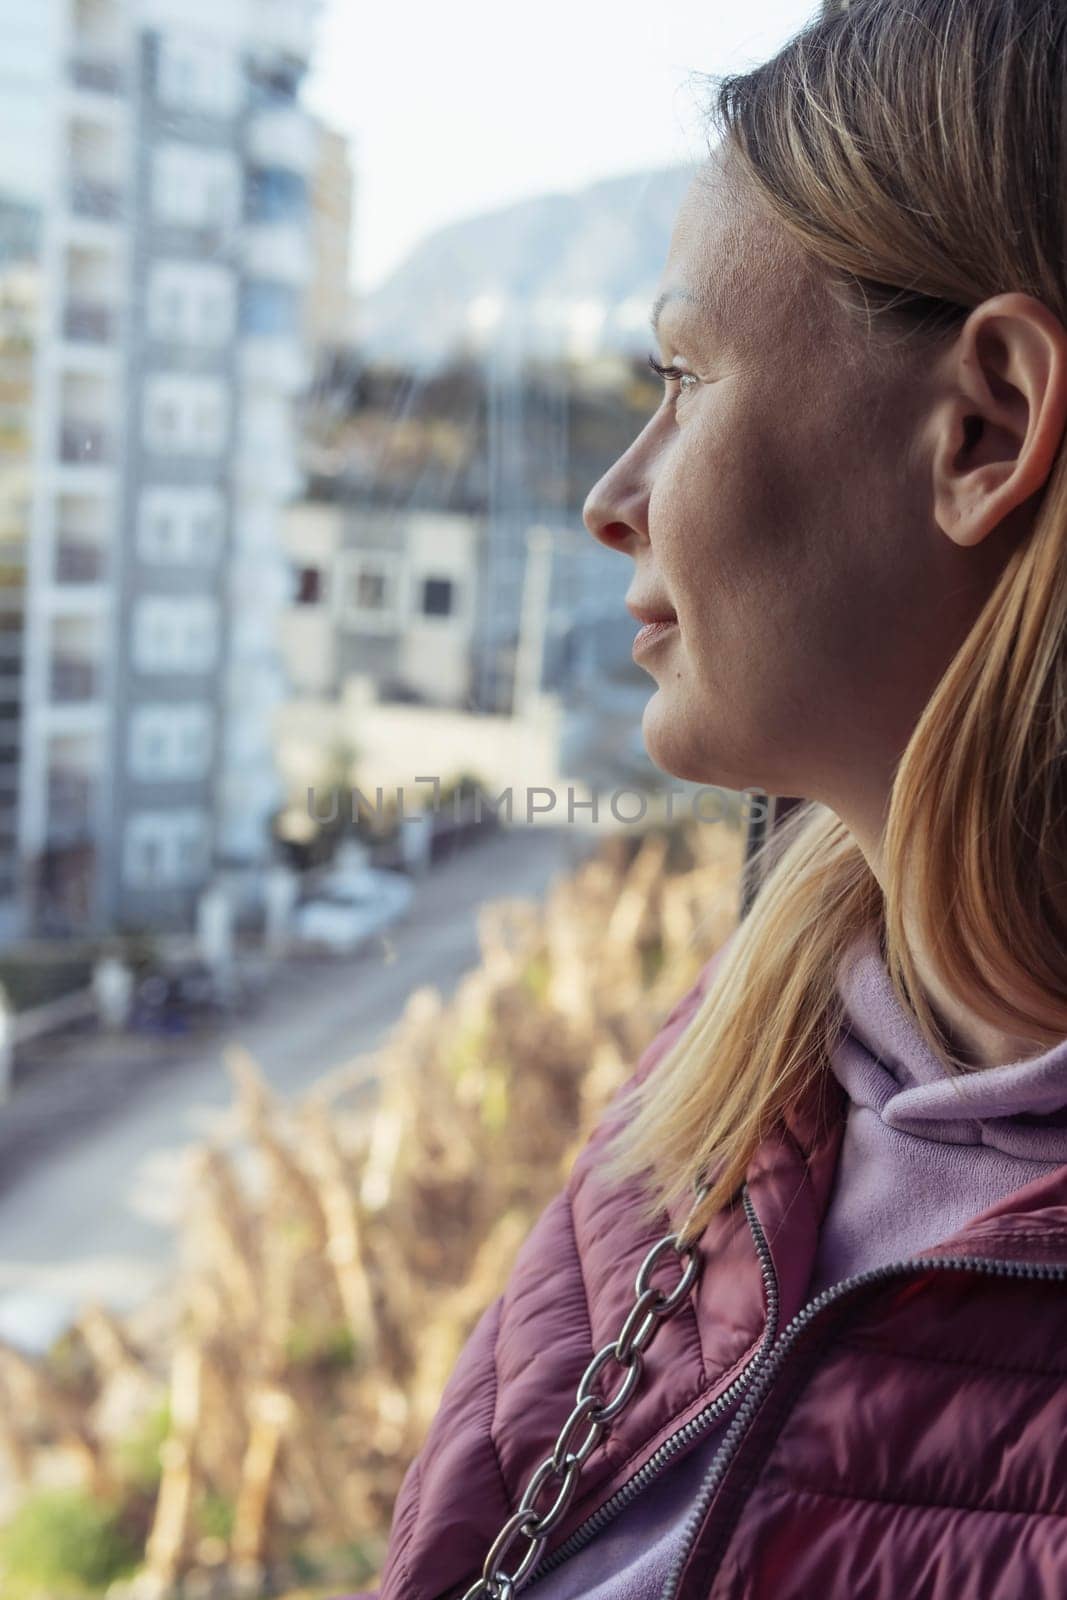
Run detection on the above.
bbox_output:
[602,0,1067,1243]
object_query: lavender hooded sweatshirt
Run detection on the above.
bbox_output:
[522,925,1067,1599]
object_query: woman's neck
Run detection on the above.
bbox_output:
[845,806,1058,1071]
[903,939,1054,1071]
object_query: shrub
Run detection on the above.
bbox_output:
[0,1488,139,1596]
[115,1402,171,1493]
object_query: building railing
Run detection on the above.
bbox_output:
[47,770,94,833]
[246,105,316,173]
[54,541,105,583]
[69,177,122,222]
[243,222,312,285]
[70,55,124,94]
[50,656,98,704]
[58,420,111,465]
[63,300,116,344]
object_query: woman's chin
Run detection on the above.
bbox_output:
[640,698,712,786]
[640,696,749,791]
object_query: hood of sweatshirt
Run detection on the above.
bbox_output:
[806,923,1067,1296]
[833,924,1067,1157]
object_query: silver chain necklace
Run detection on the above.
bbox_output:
[459,1181,710,1600]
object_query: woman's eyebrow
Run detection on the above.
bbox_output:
[649,288,700,340]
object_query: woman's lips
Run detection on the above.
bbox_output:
[632,618,679,658]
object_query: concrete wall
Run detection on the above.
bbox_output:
[275,674,566,823]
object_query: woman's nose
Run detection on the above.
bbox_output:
[582,453,651,555]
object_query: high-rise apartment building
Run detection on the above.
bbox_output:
[0,0,322,935]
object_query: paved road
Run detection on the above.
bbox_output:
[0,825,591,1353]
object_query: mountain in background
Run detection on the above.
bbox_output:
[355,162,700,369]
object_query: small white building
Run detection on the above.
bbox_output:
[282,501,484,709]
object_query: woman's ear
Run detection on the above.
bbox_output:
[929,292,1067,548]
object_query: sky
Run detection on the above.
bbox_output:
[304,0,821,298]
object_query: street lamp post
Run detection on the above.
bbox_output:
[512,524,555,718]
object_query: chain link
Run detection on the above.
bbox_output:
[460,1182,708,1600]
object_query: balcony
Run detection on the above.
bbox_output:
[239,337,308,393]
[59,419,111,465]
[69,54,124,95]
[50,655,98,704]
[47,769,94,838]
[54,540,105,584]
[63,300,116,344]
[243,223,311,286]
[248,0,317,66]
[247,106,316,174]
[236,440,302,501]
[69,177,122,223]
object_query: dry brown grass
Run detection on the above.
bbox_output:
[0,819,742,1600]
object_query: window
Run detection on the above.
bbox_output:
[143,376,228,456]
[338,552,402,632]
[139,489,224,563]
[193,397,225,450]
[127,831,162,885]
[153,146,240,230]
[246,166,308,224]
[182,716,210,765]
[248,63,300,107]
[149,399,178,439]
[124,808,211,888]
[357,570,386,608]
[147,262,236,345]
[157,37,241,117]
[191,510,221,557]
[421,576,454,618]
[133,597,219,673]
[129,705,214,779]
[293,565,322,604]
[148,510,173,554]
[240,394,288,456]
[200,288,233,342]
[141,728,166,765]
[240,281,298,336]
[163,287,184,335]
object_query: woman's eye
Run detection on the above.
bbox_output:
[647,352,698,397]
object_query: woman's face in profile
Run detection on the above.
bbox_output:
[582,144,1004,833]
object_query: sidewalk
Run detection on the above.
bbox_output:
[0,955,291,1196]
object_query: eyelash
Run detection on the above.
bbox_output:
[647,352,698,394]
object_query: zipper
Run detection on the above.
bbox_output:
[521,1187,782,1590]
[658,1247,1067,1600]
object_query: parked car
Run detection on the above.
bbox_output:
[293,867,414,954]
